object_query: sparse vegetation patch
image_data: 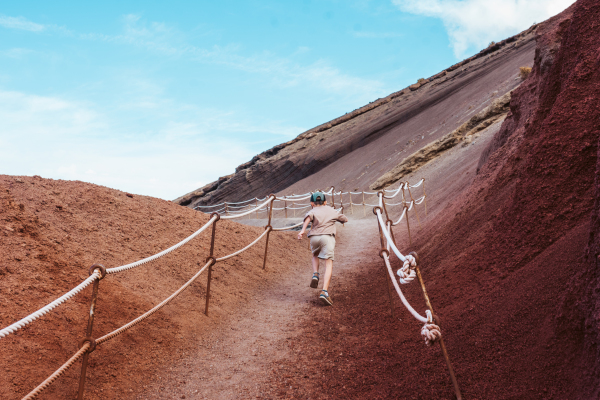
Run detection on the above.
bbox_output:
[519,66,532,80]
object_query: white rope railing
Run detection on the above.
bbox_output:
[271,221,304,231]
[216,229,270,262]
[0,215,220,340]
[107,215,218,274]
[194,202,225,209]
[0,272,101,339]
[4,179,421,341]
[392,207,408,226]
[220,196,274,220]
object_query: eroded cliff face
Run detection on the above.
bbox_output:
[370,90,512,190]
[175,25,539,208]
[401,1,598,396]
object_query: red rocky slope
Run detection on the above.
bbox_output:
[405,0,598,397]
[0,175,305,399]
[266,2,599,398]
[177,25,539,207]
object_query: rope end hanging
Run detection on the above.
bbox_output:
[421,309,442,346]
[88,264,106,280]
[397,253,417,284]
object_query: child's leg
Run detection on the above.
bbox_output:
[322,259,333,291]
[312,255,320,274]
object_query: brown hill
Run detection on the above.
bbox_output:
[176,25,539,207]
[249,1,600,398]
[2,1,599,398]
[0,175,306,399]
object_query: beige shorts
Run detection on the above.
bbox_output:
[310,234,336,260]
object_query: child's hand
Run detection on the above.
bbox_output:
[297,231,304,240]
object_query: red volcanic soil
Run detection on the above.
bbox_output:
[263,0,600,399]
[0,175,306,399]
[2,0,599,399]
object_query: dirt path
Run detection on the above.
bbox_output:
[136,219,382,399]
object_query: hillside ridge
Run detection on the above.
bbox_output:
[175,24,539,208]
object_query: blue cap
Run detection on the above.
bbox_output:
[310,192,325,202]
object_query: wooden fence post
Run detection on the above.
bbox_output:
[262,197,274,270]
[205,214,219,316]
[77,264,106,400]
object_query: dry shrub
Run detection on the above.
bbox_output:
[519,66,532,80]
[417,78,426,84]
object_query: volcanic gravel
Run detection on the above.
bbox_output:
[0,175,306,399]
[2,0,600,398]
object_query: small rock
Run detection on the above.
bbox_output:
[126,193,134,198]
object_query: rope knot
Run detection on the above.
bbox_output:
[421,310,441,346]
[397,254,417,284]
[396,264,416,284]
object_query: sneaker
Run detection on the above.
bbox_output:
[310,273,320,288]
[319,290,333,306]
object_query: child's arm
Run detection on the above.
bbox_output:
[297,216,311,240]
[337,213,349,224]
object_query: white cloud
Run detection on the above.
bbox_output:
[83,15,388,103]
[393,0,576,57]
[0,15,46,32]
[0,89,303,199]
[0,48,34,59]
[352,31,404,38]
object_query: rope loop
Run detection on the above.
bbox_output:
[264,225,273,231]
[421,310,442,346]
[402,253,417,271]
[205,256,217,266]
[409,251,420,265]
[372,206,383,216]
[78,336,97,353]
[379,249,389,259]
[397,264,416,284]
[210,212,221,222]
[88,264,106,280]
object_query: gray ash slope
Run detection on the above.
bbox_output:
[176,25,538,207]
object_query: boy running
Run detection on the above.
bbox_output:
[297,191,348,306]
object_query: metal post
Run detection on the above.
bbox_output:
[407,185,421,227]
[255,198,258,219]
[262,197,274,270]
[349,193,354,215]
[381,199,399,246]
[374,206,395,318]
[411,252,462,400]
[205,214,219,316]
[285,199,288,219]
[331,187,335,208]
[292,194,296,218]
[404,205,412,245]
[423,179,428,216]
[77,264,106,400]
[362,192,366,216]
[225,202,229,216]
[307,199,312,250]
[340,191,344,210]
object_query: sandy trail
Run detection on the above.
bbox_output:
[137,219,381,399]
[134,122,494,399]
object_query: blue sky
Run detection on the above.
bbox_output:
[0,0,574,199]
